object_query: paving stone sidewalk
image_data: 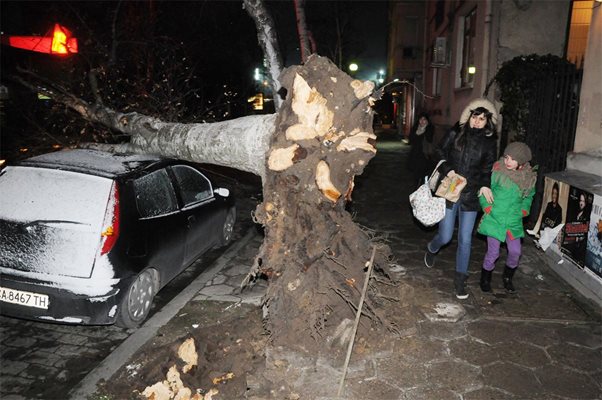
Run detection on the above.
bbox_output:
[251,135,601,399]
[330,135,602,400]
[84,133,601,400]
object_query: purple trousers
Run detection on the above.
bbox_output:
[483,235,521,271]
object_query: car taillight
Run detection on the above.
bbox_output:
[100,183,120,255]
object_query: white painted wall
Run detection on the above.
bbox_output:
[573,3,602,155]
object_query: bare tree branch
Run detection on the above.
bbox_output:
[243,0,283,110]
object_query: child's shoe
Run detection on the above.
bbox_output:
[503,266,517,293]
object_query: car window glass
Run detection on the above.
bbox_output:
[133,169,178,218]
[172,165,213,206]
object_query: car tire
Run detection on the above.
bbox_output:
[219,207,236,247]
[116,269,156,329]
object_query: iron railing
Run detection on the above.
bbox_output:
[501,61,583,225]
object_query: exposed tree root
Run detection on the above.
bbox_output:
[244,56,397,353]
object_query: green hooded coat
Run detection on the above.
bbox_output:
[477,159,537,242]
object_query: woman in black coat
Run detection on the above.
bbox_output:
[423,99,498,299]
[408,112,435,188]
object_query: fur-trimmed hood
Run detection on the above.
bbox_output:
[459,98,499,126]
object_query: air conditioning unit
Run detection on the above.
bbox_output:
[431,37,447,67]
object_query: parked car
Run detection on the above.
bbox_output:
[0,149,236,328]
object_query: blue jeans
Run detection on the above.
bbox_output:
[427,201,478,275]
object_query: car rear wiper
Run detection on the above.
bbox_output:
[24,220,91,228]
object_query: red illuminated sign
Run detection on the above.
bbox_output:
[2,24,78,55]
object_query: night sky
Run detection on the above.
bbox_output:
[1,1,388,79]
[0,1,389,160]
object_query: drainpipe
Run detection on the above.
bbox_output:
[422,3,428,110]
[481,0,493,99]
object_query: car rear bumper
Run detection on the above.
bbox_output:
[0,275,126,325]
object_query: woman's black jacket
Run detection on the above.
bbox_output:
[435,127,497,211]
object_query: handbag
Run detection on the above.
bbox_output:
[435,173,467,203]
[427,160,446,192]
[409,165,446,227]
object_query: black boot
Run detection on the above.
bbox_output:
[454,272,469,299]
[480,268,492,293]
[503,266,517,293]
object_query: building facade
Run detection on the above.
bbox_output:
[388,0,571,141]
[387,0,602,305]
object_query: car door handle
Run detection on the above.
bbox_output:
[187,215,195,227]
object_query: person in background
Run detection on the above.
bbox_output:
[477,142,537,293]
[423,99,498,299]
[407,112,435,188]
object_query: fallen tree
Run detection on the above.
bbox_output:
[252,55,394,348]
[17,55,396,351]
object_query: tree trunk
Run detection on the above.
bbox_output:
[253,55,392,350]
[293,0,311,63]
[80,110,275,180]
[243,0,283,110]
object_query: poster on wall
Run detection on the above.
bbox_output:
[533,177,570,237]
[585,194,602,278]
[561,186,594,268]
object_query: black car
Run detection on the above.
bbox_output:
[0,149,236,328]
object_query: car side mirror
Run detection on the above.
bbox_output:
[214,188,230,197]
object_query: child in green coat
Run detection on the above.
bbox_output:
[478,142,537,293]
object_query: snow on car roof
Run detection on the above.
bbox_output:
[20,149,163,177]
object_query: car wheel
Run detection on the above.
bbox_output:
[116,269,156,329]
[220,207,236,247]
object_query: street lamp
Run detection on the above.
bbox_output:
[348,63,358,72]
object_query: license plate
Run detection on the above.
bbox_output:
[0,286,49,309]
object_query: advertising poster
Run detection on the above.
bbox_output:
[533,177,569,236]
[585,194,602,278]
[561,186,594,268]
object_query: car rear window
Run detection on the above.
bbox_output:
[0,166,111,226]
[0,166,113,277]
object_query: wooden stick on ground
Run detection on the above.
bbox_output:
[337,245,377,397]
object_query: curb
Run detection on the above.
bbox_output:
[68,229,257,400]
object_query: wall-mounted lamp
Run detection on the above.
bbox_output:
[468,66,477,75]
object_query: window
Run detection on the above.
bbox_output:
[171,165,213,207]
[432,37,447,66]
[134,169,178,218]
[456,7,477,88]
[566,0,593,66]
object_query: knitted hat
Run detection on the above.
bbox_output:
[459,98,499,126]
[504,142,532,165]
